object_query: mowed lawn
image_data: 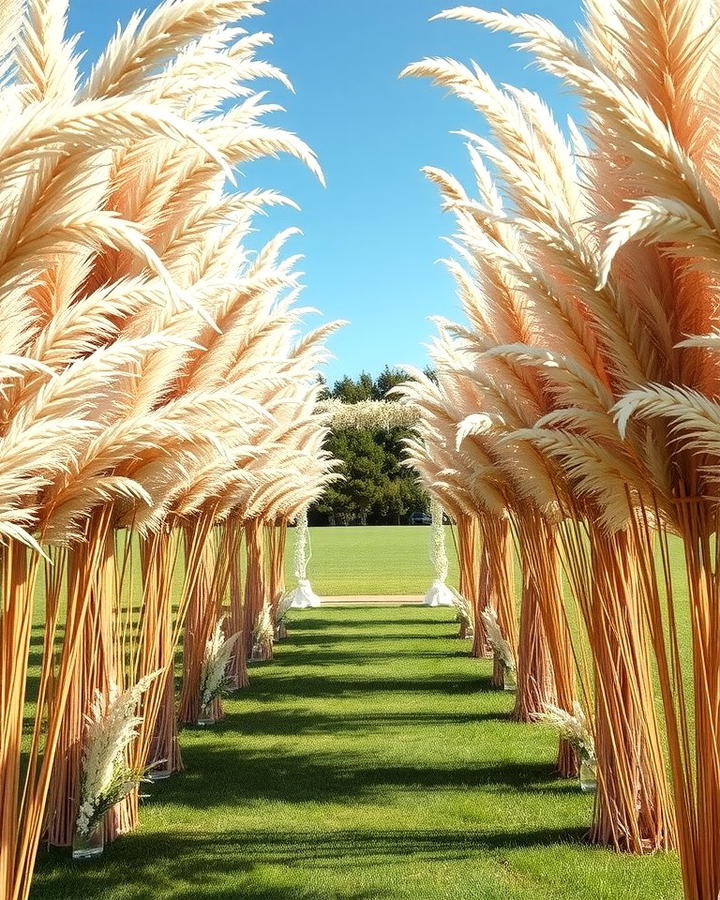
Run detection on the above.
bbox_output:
[30,605,681,900]
[285,525,460,595]
[29,526,686,899]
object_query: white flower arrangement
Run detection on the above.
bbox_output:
[276,589,295,624]
[251,603,275,658]
[200,618,241,709]
[317,399,419,431]
[538,701,596,761]
[448,587,473,629]
[76,670,161,837]
[281,507,322,610]
[293,505,311,583]
[424,499,455,607]
[480,605,516,672]
[429,498,449,583]
[279,578,322,612]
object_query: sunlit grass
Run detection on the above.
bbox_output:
[31,604,681,900]
[286,526,459,596]
[28,526,690,898]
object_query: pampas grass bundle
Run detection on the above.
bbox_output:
[0,0,338,896]
[403,0,688,849]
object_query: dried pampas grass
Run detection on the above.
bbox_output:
[0,1,337,896]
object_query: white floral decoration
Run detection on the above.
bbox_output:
[317,399,419,431]
[429,497,449,583]
[76,670,161,836]
[280,506,322,610]
[293,504,311,582]
[448,587,473,628]
[200,618,241,709]
[538,701,596,760]
[480,605,516,672]
[276,589,295,623]
[252,603,275,656]
[424,499,457,608]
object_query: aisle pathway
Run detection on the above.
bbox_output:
[31,607,679,900]
[323,595,423,605]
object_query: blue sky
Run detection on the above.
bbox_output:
[68,0,581,386]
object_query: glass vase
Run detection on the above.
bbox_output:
[147,761,172,782]
[502,662,517,692]
[72,824,104,860]
[579,755,598,794]
[197,703,215,727]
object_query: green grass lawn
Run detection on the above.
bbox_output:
[286,526,459,595]
[26,526,688,899]
[30,603,682,900]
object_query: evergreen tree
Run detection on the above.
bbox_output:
[311,368,429,525]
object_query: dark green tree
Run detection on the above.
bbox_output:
[373,365,408,400]
[311,368,429,525]
[331,372,374,403]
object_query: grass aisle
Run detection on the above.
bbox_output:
[31,606,680,900]
[285,526,459,596]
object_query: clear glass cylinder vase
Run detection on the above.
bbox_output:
[501,662,517,692]
[579,755,597,793]
[146,760,173,782]
[252,639,274,662]
[72,824,104,860]
[197,703,215,727]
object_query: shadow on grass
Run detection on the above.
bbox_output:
[148,743,578,809]
[31,824,587,900]
[282,631,454,645]
[286,613,455,630]
[272,649,466,666]
[222,709,510,736]
[30,607,585,900]
[242,674,496,700]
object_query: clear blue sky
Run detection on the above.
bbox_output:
[68,0,581,387]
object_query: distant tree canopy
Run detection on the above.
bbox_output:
[312,367,431,526]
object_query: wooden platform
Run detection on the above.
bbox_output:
[320,594,424,606]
